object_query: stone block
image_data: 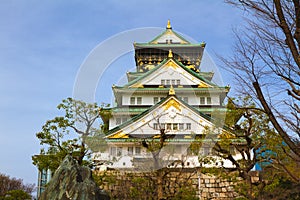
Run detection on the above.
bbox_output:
[220,193,227,198]
[216,188,222,193]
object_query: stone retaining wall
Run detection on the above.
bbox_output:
[94,169,240,199]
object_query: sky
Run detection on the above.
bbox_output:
[0,0,244,186]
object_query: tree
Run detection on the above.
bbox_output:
[222,0,300,178]
[125,113,199,199]
[205,96,300,199]
[32,98,109,172]
[1,190,32,200]
[0,173,35,199]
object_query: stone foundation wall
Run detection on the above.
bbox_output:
[94,169,240,200]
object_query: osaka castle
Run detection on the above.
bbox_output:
[95,20,238,170]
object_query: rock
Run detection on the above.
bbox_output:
[39,155,110,200]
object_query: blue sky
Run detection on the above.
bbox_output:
[0,0,243,186]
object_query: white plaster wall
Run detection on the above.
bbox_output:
[122,94,220,106]
[143,67,200,86]
[156,34,183,43]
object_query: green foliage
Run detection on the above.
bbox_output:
[205,96,300,199]
[0,190,31,200]
[32,98,109,172]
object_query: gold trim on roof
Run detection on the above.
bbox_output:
[108,131,129,139]
[164,99,181,111]
[168,49,173,58]
[167,19,172,29]
[169,85,175,95]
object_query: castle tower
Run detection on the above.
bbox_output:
[96,20,231,169]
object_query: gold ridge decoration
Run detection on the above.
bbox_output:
[165,60,178,69]
[218,130,236,139]
[198,82,209,88]
[167,19,172,29]
[169,85,175,95]
[168,49,173,58]
[164,99,181,111]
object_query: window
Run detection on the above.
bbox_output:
[161,79,180,85]
[167,123,172,130]
[135,147,141,155]
[153,97,159,104]
[137,97,142,105]
[207,97,212,105]
[186,123,191,130]
[128,147,133,156]
[200,97,205,104]
[183,97,188,103]
[130,97,135,105]
[157,123,191,131]
[179,96,188,103]
[110,147,116,156]
[179,123,184,130]
[203,147,211,156]
[173,123,178,130]
[153,123,158,130]
[117,147,122,156]
[116,117,127,125]
[130,97,142,105]
[116,118,122,125]
[122,117,127,123]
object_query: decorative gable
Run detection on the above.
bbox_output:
[106,95,226,139]
[149,20,190,44]
[129,58,213,88]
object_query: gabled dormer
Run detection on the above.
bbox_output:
[106,90,232,139]
[126,52,216,89]
[149,20,190,44]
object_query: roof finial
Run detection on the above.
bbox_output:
[169,85,175,95]
[168,49,173,58]
[167,19,172,29]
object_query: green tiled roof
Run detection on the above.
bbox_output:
[127,71,214,82]
[113,87,229,93]
[104,107,228,114]
[134,43,202,47]
[106,138,246,144]
[147,27,191,44]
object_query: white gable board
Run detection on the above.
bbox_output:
[154,33,186,44]
[129,60,212,88]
